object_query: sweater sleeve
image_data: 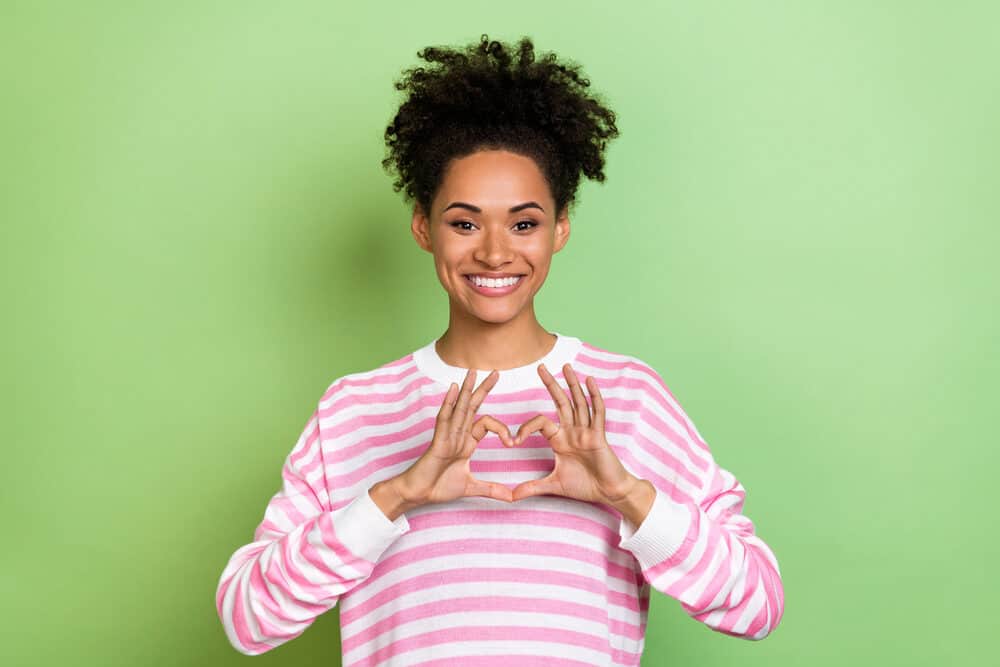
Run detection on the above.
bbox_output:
[215,397,411,655]
[615,365,784,640]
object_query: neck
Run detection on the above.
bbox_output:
[435,303,556,371]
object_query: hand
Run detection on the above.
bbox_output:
[511,362,638,505]
[395,367,516,508]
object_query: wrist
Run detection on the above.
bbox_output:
[602,473,640,505]
[371,476,422,521]
[611,478,656,528]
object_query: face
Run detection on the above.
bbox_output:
[411,149,570,326]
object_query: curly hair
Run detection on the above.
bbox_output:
[382,34,620,218]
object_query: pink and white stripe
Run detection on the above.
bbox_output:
[216,334,784,664]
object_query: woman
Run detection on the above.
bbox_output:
[216,34,784,665]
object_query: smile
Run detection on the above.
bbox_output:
[463,274,525,296]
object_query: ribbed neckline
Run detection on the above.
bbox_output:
[412,331,583,393]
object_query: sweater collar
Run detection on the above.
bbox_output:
[412,331,583,393]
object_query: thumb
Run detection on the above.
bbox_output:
[466,477,514,503]
[512,474,559,502]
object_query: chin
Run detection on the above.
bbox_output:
[464,305,525,324]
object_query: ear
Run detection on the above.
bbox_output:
[411,203,433,253]
[552,207,570,253]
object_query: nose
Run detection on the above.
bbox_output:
[473,227,513,268]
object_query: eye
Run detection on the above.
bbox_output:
[448,220,538,232]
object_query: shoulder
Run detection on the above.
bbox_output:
[575,338,671,396]
[576,338,708,445]
[315,348,423,417]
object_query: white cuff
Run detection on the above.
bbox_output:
[330,487,410,563]
[617,486,695,569]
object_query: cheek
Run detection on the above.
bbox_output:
[530,265,551,287]
[525,245,554,272]
[434,260,451,286]
[433,252,461,287]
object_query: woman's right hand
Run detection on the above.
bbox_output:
[394,367,516,508]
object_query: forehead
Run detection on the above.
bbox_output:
[435,150,551,214]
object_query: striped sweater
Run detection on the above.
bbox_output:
[215,332,784,665]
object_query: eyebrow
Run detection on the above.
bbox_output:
[441,201,545,214]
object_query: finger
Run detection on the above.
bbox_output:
[463,369,499,433]
[450,367,477,435]
[537,363,574,426]
[514,414,560,446]
[436,382,460,423]
[586,375,606,433]
[563,363,590,428]
[511,474,559,501]
[469,414,515,450]
[513,415,544,446]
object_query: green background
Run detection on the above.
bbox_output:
[3,1,997,665]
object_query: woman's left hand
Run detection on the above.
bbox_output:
[511,362,638,505]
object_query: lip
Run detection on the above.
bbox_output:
[464,272,525,279]
[463,273,526,297]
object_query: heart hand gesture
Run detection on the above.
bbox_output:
[397,367,517,508]
[511,363,638,505]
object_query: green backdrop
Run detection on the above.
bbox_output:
[3,1,996,665]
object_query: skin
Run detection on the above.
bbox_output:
[370,148,656,526]
[410,148,569,372]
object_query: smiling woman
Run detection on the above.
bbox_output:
[215,33,784,665]
[411,148,569,348]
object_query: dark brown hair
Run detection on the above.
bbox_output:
[382,34,620,217]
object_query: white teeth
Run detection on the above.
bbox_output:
[469,275,522,288]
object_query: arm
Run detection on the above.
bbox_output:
[214,401,411,655]
[614,365,784,640]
